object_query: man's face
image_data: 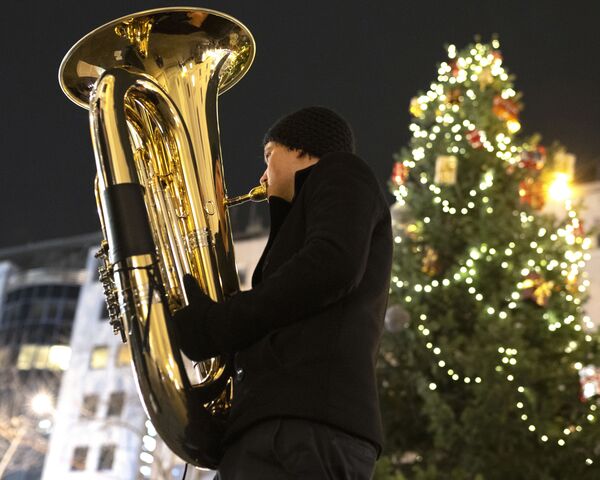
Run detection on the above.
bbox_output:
[260,141,319,202]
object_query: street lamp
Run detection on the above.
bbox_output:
[30,392,54,417]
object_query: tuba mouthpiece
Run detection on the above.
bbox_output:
[225,184,268,207]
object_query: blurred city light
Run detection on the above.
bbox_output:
[30,392,53,416]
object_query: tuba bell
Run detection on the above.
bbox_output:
[59,7,265,468]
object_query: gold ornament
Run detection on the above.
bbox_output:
[478,67,493,90]
[405,222,422,240]
[422,247,440,276]
[445,88,462,104]
[566,274,579,294]
[435,155,458,185]
[521,273,554,307]
[410,97,424,118]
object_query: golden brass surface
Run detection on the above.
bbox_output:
[225,184,268,207]
[59,7,255,108]
[114,16,154,58]
[59,8,263,469]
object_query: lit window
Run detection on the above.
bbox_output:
[16,345,36,370]
[97,444,116,471]
[107,392,125,417]
[90,346,109,369]
[33,346,50,369]
[70,446,88,471]
[116,344,131,367]
[48,345,71,371]
[80,394,99,418]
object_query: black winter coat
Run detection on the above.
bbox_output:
[206,151,393,453]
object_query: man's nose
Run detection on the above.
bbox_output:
[260,170,268,185]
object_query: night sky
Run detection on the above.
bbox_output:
[1,1,598,249]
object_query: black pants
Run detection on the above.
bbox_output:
[214,418,377,480]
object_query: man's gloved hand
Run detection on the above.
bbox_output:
[173,274,221,361]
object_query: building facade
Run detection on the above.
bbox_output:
[0,233,100,480]
[40,247,148,480]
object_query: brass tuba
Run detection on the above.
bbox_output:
[59,8,265,469]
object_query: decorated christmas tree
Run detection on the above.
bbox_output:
[377,39,600,480]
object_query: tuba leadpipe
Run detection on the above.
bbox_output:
[59,8,264,468]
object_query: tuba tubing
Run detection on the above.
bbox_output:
[59,8,264,468]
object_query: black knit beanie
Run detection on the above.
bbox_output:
[263,106,355,158]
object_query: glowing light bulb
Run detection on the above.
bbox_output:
[31,392,53,415]
[507,120,521,133]
[548,173,572,202]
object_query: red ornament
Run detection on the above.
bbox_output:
[466,129,483,149]
[491,50,503,62]
[492,96,520,122]
[579,365,600,400]
[519,146,546,171]
[391,162,409,186]
[573,218,585,238]
[519,178,545,210]
[449,59,460,76]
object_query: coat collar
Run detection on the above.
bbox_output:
[292,163,317,202]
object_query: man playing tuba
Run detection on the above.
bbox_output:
[175,106,393,479]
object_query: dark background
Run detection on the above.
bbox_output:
[1,0,598,248]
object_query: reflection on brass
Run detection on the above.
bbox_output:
[187,11,208,28]
[58,8,262,469]
[114,16,154,58]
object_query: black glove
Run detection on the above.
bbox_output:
[173,274,221,361]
